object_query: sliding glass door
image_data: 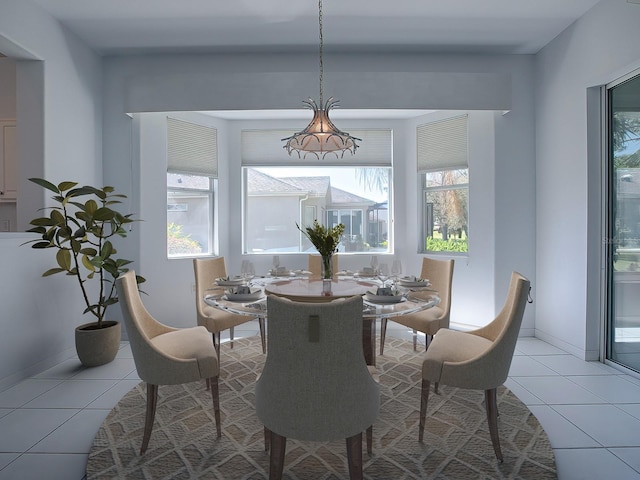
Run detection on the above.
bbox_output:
[607,72,640,373]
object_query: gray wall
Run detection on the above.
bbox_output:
[0,58,16,230]
[0,0,103,389]
[535,0,640,359]
[105,54,536,336]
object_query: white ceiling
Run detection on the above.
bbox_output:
[30,0,603,56]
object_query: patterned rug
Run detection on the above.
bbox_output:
[86,336,557,479]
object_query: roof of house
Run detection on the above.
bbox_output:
[279,176,330,197]
[330,186,375,205]
[246,169,306,195]
[246,169,375,205]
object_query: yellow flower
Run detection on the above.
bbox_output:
[296,220,345,257]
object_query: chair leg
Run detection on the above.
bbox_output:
[419,379,430,442]
[210,376,222,438]
[413,329,418,351]
[212,332,221,359]
[229,326,235,349]
[346,432,363,480]
[485,388,503,462]
[366,426,373,455]
[259,317,266,354]
[425,334,432,350]
[264,426,270,451]
[269,430,287,480]
[379,318,387,355]
[434,382,439,394]
[140,383,158,454]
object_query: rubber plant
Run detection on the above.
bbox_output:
[24,178,145,329]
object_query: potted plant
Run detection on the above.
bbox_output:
[24,178,145,367]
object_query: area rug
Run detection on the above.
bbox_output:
[86,336,557,479]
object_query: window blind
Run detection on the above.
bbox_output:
[167,117,218,177]
[417,114,468,173]
[241,129,392,167]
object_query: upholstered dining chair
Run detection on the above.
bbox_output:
[116,270,221,454]
[380,257,454,354]
[194,257,266,356]
[255,294,380,480]
[418,271,531,462]
[308,253,339,277]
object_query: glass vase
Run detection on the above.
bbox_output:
[321,254,333,280]
[321,254,333,296]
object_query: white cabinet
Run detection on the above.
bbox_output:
[0,120,17,201]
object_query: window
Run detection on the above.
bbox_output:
[166,118,218,258]
[418,115,469,253]
[241,129,392,254]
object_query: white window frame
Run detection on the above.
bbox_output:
[166,117,218,259]
[417,114,469,254]
[241,129,393,255]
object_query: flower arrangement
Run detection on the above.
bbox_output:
[296,220,345,257]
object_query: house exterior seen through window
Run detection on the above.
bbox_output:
[241,128,393,255]
[243,167,391,254]
[167,173,214,257]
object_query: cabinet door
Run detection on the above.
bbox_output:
[0,123,17,200]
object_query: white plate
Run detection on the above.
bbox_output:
[398,279,431,287]
[216,278,244,286]
[355,271,377,278]
[269,269,293,276]
[364,292,406,304]
[293,270,312,276]
[224,291,264,302]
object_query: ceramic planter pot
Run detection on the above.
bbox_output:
[75,320,121,367]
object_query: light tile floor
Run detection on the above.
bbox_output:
[0,321,639,480]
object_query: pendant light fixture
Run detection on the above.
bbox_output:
[282,0,360,159]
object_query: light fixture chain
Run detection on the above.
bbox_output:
[281,0,360,158]
[318,0,323,107]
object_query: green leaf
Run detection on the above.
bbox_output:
[58,181,78,192]
[82,254,96,272]
[69,186,96,197]
[29,178,59,194]
[101,241,113,259]
[50,210,65,225]
[25,226,46,234]
[30,241,53,249]
[42,267,65,277]
[70,238,82,253]
[79,247,97,256]
[56,249,72,271]
[85,199,99,215]
[94,207,115,222]
[29,217,56,227]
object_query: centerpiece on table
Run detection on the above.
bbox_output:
[296,220,345,293]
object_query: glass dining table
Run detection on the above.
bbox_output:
[204,277,440,366]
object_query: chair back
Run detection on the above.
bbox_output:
[255,295,379,442]
[193,257,227,323]
[420,257,454,325]
[461,271,530,388]
[116,270,171,383]
[308,254,339,277]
